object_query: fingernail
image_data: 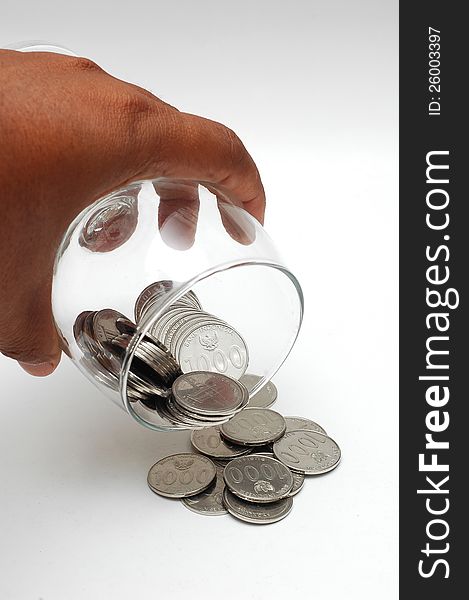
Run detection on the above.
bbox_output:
[19,361,57,377]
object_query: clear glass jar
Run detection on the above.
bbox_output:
[6,41,304,431]
[52,181,303,430]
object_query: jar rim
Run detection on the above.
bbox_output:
[119,259,303,431]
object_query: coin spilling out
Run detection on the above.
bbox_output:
[273,430,341,475]
[246,451,305,497]
[223,488,293,525]
[173,372,248,416]
[164,372,249,428]
[240,374,278,408]
[181,465,228,516]
[223,454,293,503]
[190,426,251,459]
[284,416,327,435]
[289,470,305,496]
[220,408,287,446]
[148,453,216,498]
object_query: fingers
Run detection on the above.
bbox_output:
[215,198,256,245]
[154,179,200,250]
[154,178,255,247]
[135,111,266,224]
[0,280,62,376]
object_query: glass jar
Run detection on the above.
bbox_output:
[53,181,303,430]
[6,41,304,431]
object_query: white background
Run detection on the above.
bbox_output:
[0,1,398,599]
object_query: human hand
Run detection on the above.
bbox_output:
[0,49,265,376]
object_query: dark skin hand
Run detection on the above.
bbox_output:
[0,50,265,376]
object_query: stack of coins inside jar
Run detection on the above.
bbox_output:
[74,281,251,428]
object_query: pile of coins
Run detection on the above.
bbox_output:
[147,388,341,525]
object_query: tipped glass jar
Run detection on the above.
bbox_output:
[53,180,303,430]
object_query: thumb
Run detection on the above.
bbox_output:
[0,279,61,376]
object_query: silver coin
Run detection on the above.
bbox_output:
[84,355,119,389]
[73,310,94,352]
[284,416,327,436]
[171,399,234,423]
[134,344,172,381]
[273,430,341,475]
[135,281,176,323]
[172,372,248,416]
[223,454,293,503]
[163,310,206,350]
[249,451,304,495]
[115,316,137,336]
[240,374,278,409]
[92,309,127,347]
[158,305,195,333]
[135,341,181,384]
[289,470,305,496]
[135,281,202,324]
[144,332,182,369]
[93,346,123,379]
[249,452,274,457]
[177,321,249,378]
[91,310,130,377]
[164,397,209,427]
[127,370,156,394]
[191,426,250,459]
[150,306,189,341]
[132,397,188,430]
[220,408,286,446]
[152,400,192,430]
[150,304,181,329]
[174,291,202,310]
[171,315,219,357]
[223,488,293,525]
[165,397,228,428]
[75,312,115,379]
[127,370,170,399]
[137,345,175,382]
[127,387,149,402]
[174,316,243,369]
[147,453,216,498]
[248,444,273,454]
[213,458,232,467]
[106,331,130,354]
[181,466,228,515]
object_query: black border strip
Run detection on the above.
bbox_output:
[400,3,465,595]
